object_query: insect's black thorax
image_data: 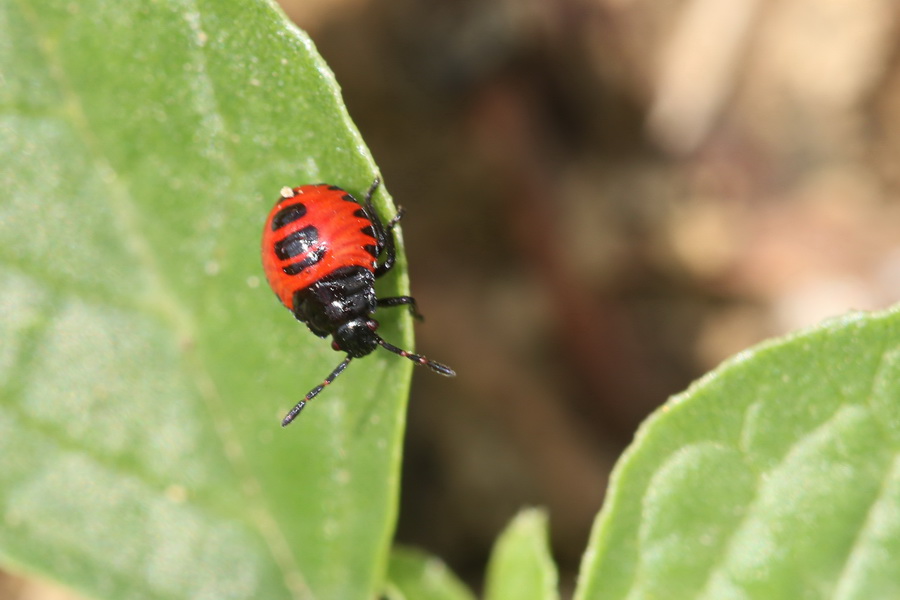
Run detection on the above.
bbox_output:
[292,266,380,357]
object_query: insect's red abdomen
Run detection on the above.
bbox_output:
[261,184,378,309]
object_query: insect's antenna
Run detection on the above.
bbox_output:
[282,356,353,427]
[376,338,456,377]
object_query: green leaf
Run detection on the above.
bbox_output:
[0,1,414,599]
[574,307,900,600]
[383,546,476,600]
[484,509,559,600]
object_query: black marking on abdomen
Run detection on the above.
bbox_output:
[283,248,326,275]
[275,225,319,260]
[271,203,307,231]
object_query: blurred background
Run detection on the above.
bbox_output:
[6,0,900,598]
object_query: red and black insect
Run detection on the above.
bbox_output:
[262,178,455,426]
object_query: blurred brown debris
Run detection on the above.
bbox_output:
[0,572,89,600]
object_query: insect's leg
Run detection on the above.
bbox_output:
[384,210,404,231]
[377,295,424,320]
[374,207,404,278]
[363,179,406,278]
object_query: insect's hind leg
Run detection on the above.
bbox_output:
[366,179,406,278]
[378,295,424,320]
[384,209,404,231]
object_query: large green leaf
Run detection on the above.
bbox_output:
[575,307,900,599]
[0,1,415,599]
[484,509,559,600]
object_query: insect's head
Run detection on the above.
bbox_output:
[331,318,380,358]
